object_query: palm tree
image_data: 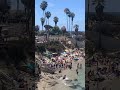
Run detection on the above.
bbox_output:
[45,11,51,25]
[64,8,70,31]
[67,11,72,34]
[53,16,59,26]
[71,12,75,34]
[40,17,45,30]
[40,1,48,16]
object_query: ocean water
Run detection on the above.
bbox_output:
[61,63,85,90]
[62,69,85,90]
[74,62,85,90]
[76,68,85,90]
[73,60,85,90]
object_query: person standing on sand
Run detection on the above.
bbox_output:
[77,63,79,69]
[69,64,72,69]
[80,64,82,69]
[56,63,58,69]
[59,69,62,73]
[76,69,78,75]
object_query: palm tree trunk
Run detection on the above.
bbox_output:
[68,17,69,31]
[71,20,73,36]
[48,18,49,40]
[72,21,73,33]
[46,18,47,25]
[48,18,49,25]
[44,11,47,25]
[88,0,90,30]
[43,10,44,16]
[42,25,43,30]
[55,22,57,26]
[69,17,70,35]
[67,15,68,31]
[17,0,19,11]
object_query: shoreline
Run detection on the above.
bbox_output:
[37,55,85,90]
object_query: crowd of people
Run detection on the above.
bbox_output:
[38,48,84,75]
[35,48,85,90]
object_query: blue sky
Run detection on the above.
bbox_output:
[35,0,85,31]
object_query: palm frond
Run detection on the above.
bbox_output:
[53,16,59,22]
[45,11,51,19]
[40,1,48,11]
[64,8,70,13]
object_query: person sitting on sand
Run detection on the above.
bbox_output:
[63,75,66,79]
[69,65,72,69]
[59,69,62,73]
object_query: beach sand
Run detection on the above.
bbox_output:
[37,56,85,90]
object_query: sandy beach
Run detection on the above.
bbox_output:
[36,49,85,90]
